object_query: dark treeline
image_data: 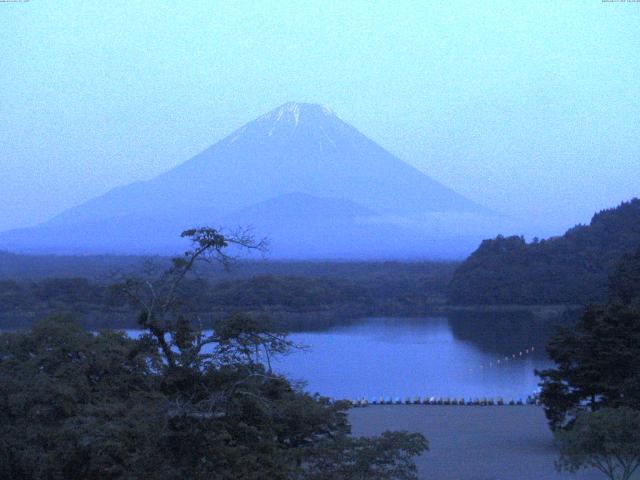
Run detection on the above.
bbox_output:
[0,262,455,331]
[448,198,640,305]
[0,252,457,282]
[0,251,150,281]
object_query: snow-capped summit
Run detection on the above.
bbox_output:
[231,102,338,143]
[257,102,336,124]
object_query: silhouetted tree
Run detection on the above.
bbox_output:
[537,248,640,429]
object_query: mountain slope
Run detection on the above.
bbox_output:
[0,102,493,258]
[448,198,640,305]
[222,192,375,225]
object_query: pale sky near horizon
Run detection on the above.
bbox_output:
[1,1,639,237]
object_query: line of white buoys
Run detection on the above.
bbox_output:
[467,346,537,374]
[346,395,540,407]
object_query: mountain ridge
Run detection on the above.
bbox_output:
[0,102,497,258]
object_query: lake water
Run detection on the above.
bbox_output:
[274,317,553,400]
[130,315,556,401]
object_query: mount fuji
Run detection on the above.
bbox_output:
[0,102,501,259]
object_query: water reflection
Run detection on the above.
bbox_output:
[447,310,566,359]
[274,317,556,400]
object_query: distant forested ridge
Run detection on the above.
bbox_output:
[0,262,455,331]
[448,199,640,305]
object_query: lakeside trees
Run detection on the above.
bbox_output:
[537,247,640,429]
[0,228,427,479]
[538,248,640,479]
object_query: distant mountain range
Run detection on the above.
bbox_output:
[0,102,504,259]
[448,198,640,305]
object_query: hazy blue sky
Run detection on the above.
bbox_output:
[1,0,638,236]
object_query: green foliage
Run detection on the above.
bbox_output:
[555,407,640,480]
[609,250,640,307]
[449,199,640,305]
[0,315,163,479]
[537,248,640,429]
[301,431,428,480]
[0,317,427,480]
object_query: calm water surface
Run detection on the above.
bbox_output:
[273,317,552,400]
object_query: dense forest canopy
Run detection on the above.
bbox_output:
[448,199,640,305]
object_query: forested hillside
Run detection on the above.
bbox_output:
[448,199,640,305]
[0,265,454,331]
